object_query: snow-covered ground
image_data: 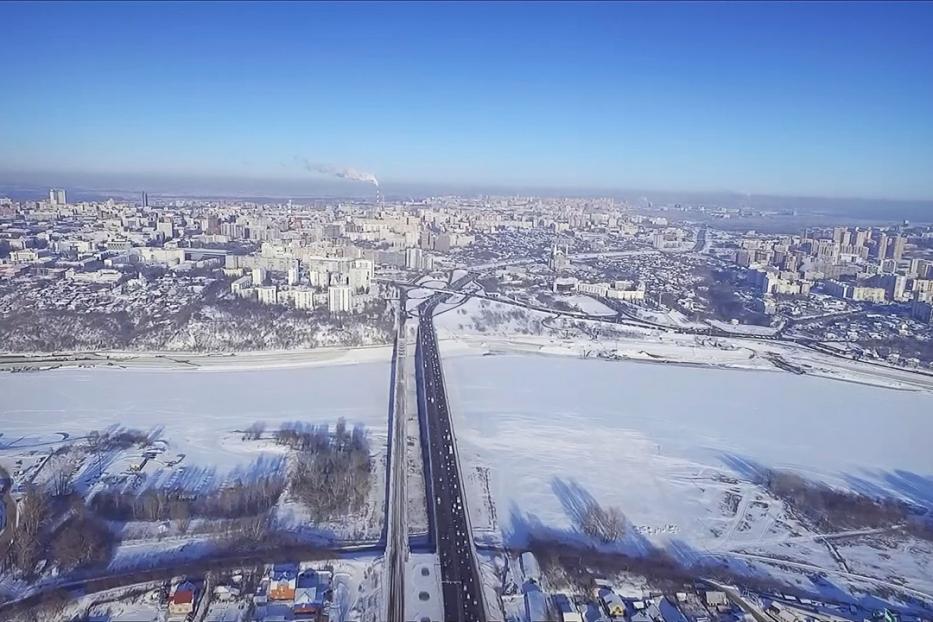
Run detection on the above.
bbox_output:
[440,346,933,595]
[556,293,617,316]
[0,356,392,550]
[707,319,780,336]
[0,360,391,473]
[630,307,708,330]
[434,296,933,393]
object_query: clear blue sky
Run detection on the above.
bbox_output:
[1,1,932,199]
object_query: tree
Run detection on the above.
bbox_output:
[50,508,114,571]
[11,486,50,576]
[51,466,71,498]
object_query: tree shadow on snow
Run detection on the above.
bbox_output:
[501,477,655,557]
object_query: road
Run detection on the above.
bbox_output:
[416,275,486,622]
[385,291,408,622]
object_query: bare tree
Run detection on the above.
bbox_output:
[50,466,71,498]
[50,507,114,571]
[11,486,50,575]
[580,502,625,543]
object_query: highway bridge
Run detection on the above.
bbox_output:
[414,273,487,622]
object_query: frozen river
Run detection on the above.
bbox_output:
[442,352,933,551]
[0,360,392,471]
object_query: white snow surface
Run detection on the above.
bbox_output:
[707,319,780,336]
[441,347,933,560]
[558,294,617,316]
[0,358,391,475]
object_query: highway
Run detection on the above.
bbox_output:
[416,274,487,622]
[385,291,409,622]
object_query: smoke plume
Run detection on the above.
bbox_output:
[296,157,379,187]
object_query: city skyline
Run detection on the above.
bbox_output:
[2,1,933,201]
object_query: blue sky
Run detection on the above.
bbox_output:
[1,1,932,199]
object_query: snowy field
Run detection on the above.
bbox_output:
[441,346,933,595]
[0,357,392,543]
[0,360,391,472]
[555,293,617,316]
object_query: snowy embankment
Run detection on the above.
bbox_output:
[556,294,617,316]
[707,319,780,336]
[434,296,933,392]
[440,348,933,596]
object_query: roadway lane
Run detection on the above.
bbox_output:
[386,291,408,622]
[416,275,486,622]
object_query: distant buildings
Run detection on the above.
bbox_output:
[406,246,434,271]
[576,280,647,302]
[328,284,353,313]
[824,280,886,303]
[48,188,66,206]
[257,285,277,305]
[548,244,571,272]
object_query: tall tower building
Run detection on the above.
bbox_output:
[49,188,66,206]
[875,233,889,260]
[892,235,906,262]
[854,228,868,248]
[141,191,149,208]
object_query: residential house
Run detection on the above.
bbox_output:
[168,581,196,621]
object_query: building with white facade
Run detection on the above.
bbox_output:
[328,284,353,313]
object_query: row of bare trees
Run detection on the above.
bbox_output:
[8,486,115,578]
[760,470,921,533]
[284,419,372,522]
[579,503,626,543]
[50,502,113,571]
[89,475,285,522]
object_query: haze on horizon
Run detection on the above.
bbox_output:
[1,1,933,202]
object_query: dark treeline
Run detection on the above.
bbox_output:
[89,475,285,522]
[6,486,115,578]
[278,419,372,522]
[90,419,372,525]
[759,469,931,537]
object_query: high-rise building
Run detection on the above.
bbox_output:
[156,220,174,239]
[257,285,278,305]
[292,288,315,310]
[251,267,266,286]
[406,247,424,270]
[328,285,353,313]
[875,233,888,260]
[853,228,869,248]
[140,191,149,208]
[49,188,66,206]
[892,235,906,262]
